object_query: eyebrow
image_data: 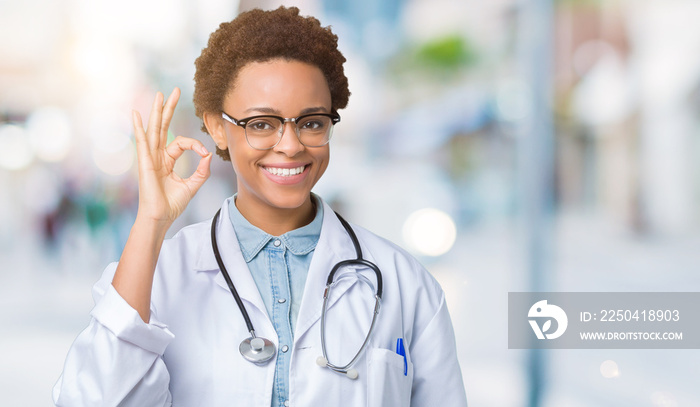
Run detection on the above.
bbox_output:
[243,106,329,115]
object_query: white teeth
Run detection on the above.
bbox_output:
[264,165,305,177]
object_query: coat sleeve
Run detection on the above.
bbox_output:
[409,291,468,407]
[52,263,174,407]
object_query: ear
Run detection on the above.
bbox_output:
[203,111,228,150]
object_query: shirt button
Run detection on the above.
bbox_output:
[281,345,289,353]
[278,298,287,303]
[273,239,281,247]
[284,401,289,407]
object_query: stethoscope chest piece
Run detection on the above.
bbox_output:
[240,336,276,364]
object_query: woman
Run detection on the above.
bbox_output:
[53,7,467,407]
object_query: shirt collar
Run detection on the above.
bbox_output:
[228,193,324,262]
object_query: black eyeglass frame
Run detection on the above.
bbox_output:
[221,111,341,150]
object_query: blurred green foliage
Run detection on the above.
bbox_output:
[415,34,475,71]
[388,33,476,81]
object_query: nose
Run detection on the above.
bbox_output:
[273,121,304,156]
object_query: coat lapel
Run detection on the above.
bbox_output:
[294,200,371,341]
[195,197,270,323]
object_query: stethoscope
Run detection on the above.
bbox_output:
[210,208,383,380]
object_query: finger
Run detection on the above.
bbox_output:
[146,92,164,148]
[165,136,210,162]
[159,88,180,149]
[183,153,213,197]
[132,110,152,167]
[132,109,145,143]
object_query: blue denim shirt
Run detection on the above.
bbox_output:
[228,195,323,407]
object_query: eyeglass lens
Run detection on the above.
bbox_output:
[245,115,334,149]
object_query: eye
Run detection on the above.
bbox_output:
[246,118,278,133]
[298,116,330,131]
[301,120,322,129]
[250,121,273,131]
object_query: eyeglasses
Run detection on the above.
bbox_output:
[221,111,341,150]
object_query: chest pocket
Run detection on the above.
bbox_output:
[366,348,413,406]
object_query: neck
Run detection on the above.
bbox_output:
[235,194,316,236]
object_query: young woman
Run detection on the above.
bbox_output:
[54,7,467,407]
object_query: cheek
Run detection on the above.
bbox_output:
[228,146,247,177]
[316,150,330,177]
[316,148,330,167]
[230,145,267,175]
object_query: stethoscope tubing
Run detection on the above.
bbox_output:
[211,209,257,338]
[320,290,381,372]
[210,205,383,375]
[318,212,383,376]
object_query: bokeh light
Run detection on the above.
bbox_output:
[0,124,34,170]
[26,107,73,162]
[402,208,457,257]
[600,360,620,378]
[92,143,134,176]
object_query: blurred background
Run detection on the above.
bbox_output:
[1,0,699,405]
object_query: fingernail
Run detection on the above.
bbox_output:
[200,146,209,155]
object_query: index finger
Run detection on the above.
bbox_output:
[132,110,156,172]
[145,91,164,149]
[159,88,180,149]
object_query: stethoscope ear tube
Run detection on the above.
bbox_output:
[331,213,383,299]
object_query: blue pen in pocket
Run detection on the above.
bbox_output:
[396,338,407,376]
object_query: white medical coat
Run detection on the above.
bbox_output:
[53,197,467,406]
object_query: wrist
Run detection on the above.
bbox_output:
[134,212,173,236]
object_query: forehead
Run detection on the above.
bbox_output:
[225,59,331,112]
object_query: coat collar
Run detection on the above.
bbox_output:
[228,194,324,262]
[194,196,237,273]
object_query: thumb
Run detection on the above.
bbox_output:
[183,153,213,197]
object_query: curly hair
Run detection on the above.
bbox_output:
[193,6,350,160]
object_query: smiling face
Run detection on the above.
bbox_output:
[206,59,332,227]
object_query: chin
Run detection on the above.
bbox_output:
[264,192,313,210]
